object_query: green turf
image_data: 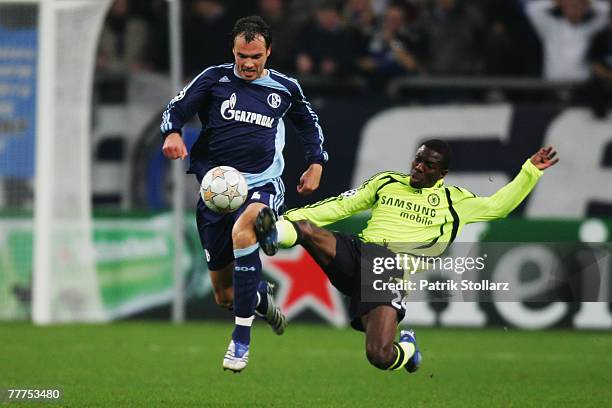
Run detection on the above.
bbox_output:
[0,322,610,407]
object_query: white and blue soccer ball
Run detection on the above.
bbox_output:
[200,166,248,213]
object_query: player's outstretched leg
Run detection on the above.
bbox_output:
[255,207,308,256]
[254,281,287,335]
[255,206,280,256]
[255,208,336,266]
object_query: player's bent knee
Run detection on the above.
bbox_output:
[231,222,256,248]
[365,343,395,370]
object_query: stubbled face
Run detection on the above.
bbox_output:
[409,146,448,188]
[233,34,270,81]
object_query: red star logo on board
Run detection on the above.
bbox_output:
[263,247,347,326]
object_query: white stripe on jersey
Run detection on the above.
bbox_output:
[269,69,327,161]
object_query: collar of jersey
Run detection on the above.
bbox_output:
[406,177,445,191]
[233,64,269,81]
[233,65,291,94]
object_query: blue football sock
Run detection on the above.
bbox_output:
[232,243,262,345]
[232,323,252,346]
[255,281,269,315]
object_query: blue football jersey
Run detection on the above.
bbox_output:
[160,63,328,188]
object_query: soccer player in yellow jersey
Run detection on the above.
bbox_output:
[255,140,559,373]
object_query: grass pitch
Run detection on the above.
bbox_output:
[1,322,610,407]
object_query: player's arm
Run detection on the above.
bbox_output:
[283,173,386,227]
[455,147,559,223]
[285,80,329,196]
[160,71,212,160]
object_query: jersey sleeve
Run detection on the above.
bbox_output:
[453,160,543,223]
[283,173,387,226]
[285,79,329,165]
[160,69,214,137]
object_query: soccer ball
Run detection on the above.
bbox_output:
[200,166,249,213]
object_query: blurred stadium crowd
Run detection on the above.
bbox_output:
[96,0,612,111]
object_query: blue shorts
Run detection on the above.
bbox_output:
[195,176,285,270]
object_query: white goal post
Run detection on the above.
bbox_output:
[32,0,111,324]
[0,0,188,324]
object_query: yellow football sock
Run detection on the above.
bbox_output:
[277,219,298,248]
[388,342,416,370]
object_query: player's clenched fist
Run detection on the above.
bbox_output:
[162,132,188,160]
[297,163,323,196]
[530,146,559,170]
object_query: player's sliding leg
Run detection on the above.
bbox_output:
[255,210,306,256]
[362,306,422,372]
[255,206,280,256]
[256,208,337,266]
[254,209,422,372]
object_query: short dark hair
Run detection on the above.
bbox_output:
[232,16,271,48]
[423,139,452,170]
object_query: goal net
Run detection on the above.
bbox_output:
[0,0,111,323]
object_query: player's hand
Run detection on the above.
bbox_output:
[162,132,188,160]
[530,146,559,170]
[297,163,322,196]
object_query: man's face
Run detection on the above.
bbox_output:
[409,146,448,188]
[560,0,587,24]
[384,7,405,33]
[233,34,270,81]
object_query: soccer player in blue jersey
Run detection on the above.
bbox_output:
[160,16,328,372]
